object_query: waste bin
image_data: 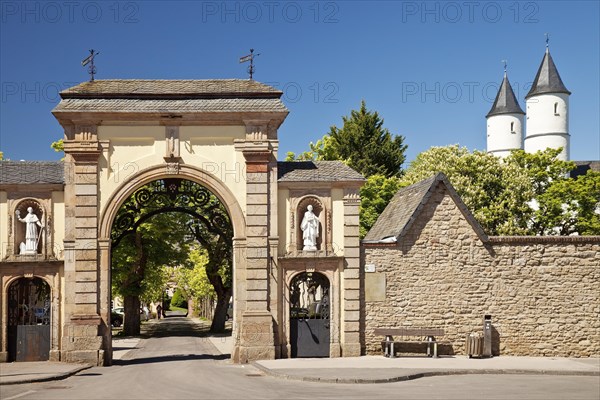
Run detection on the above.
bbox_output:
[466,333,484,358]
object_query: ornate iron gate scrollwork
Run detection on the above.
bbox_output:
[111,179,232,248]
[289,272,330,358]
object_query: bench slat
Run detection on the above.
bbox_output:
[374,328,445,337]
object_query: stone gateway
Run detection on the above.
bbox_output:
[1,80,598,365]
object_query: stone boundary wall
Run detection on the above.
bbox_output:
[362,185,600,357]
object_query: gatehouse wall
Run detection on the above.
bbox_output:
[362,182,600,357]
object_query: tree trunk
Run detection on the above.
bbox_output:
[123,295,141,336]
[210,288,232,332]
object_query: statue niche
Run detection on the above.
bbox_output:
[296,198,323,252]
[14,200,44,255]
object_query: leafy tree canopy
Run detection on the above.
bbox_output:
[288,101,407,178]
[400,145,595,236]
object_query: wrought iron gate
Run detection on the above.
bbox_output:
[289,272,330,358]
[7,277,51,362]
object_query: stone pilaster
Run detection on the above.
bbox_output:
[342,188,361,357]
[61,130,104,366]
[235,141,275,362]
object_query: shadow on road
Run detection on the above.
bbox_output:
[140,317,232,338]
[113,353,230,366]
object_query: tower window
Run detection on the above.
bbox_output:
[554,102,559,115]
[510,122,515,133]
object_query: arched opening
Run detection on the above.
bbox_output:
[289,271,330,358]
[109,178,234,339]
[7,277,51,361]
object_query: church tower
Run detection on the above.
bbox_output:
[524,46,571,161]
[486,70,525,158]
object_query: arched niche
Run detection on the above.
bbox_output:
[296,196,325,251]
[12,199,45,256]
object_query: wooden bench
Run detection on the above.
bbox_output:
[374,328,445,358]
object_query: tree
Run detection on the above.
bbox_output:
[170,288,188,309]
[359,174,405,238]
[288,101,407,178]
[112,212,191,335]
[400,145,588,236]
[534,170,600,235]
[175,247,215,317]
[188,220,233,332]
[0,150,4,160]
[51,139,64,153]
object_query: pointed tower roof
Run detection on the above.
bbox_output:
[486,73,525,118]
[525,49,571,99]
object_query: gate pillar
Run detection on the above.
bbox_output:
[233,141,276,362]
[60,128,104,366]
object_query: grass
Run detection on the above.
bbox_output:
[169,305,188,313]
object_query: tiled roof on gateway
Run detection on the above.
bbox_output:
[277,161,365,182]
[0,161,64,185]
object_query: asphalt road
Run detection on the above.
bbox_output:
[1,317,598,400]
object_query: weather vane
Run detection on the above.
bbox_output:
[81,49,100,82]
[545,33,550,49]
[239,49,260,80]
[502,59,508,74]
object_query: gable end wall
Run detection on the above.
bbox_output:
[363,184,600,357]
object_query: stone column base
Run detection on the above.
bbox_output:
[0,351,7,363]
[61,315,104,366]
[342,342,361,357]
[49,350,61,361]
[233,311,276,363]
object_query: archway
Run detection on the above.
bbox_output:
[98,164,246,363]
[110,177,233,336]
[289,271,330,358]
[7,277,51,362]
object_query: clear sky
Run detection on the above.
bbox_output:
[1,0,599,165]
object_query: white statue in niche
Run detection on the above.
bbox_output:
[301,205,319,251]
[16,207,43,255]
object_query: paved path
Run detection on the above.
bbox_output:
[1,317,598,400]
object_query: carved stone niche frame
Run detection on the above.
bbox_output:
[290,191,332,254]
[7,198,53,261]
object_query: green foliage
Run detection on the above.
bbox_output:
[534,170,600,235]
[0,150,4,160]
[326,101,407,178]
[51,139,64,153]
[170,287,188,309]
[288,101,407,178]
[359,174,406,238]
[111,212,191,302]
[401,145,592,236]
[176,247,215,299]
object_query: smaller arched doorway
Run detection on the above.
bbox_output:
[7,277,51,361]
[289,272,330,358]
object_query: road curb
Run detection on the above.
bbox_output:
[0,364,93,386]
[251,363,600,384]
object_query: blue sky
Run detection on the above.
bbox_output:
[1,1,599,165]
